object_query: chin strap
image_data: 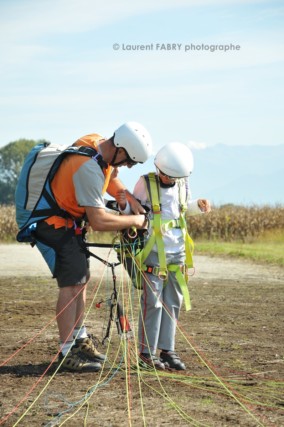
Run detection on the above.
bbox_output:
[109,147,127,167]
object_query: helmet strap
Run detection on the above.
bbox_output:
[159,181,176,188]
[109,147,124,167]
[110,147,137,167]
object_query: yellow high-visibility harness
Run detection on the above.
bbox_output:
[124,173,194,311]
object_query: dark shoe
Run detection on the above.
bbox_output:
[139,353,165,370]
[87,333,100,348]
[75,337,106,362]
[160,351,186,371]
[58,347,101,372]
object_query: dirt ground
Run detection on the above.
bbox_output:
[0,244,284,427]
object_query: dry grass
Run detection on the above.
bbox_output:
[187,204,284,242]
[0,205,18,242]
[1,204,284,244]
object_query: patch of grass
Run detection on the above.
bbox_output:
[195,233,284,266]
[201,396,214,406]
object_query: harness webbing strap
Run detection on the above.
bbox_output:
[143,173,194,310]
[167,264,191,311]
[124,172,195,308]
[142,172,193,272]
[144,172,160,212]
[183,222,194,269]
[142,263,191,311]
[161,218,181,232]
[143,173,168,279]
[177,179,188,213]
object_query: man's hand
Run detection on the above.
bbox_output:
[116,189,127,210]
[106,176,145,214]
[86,206,149,231]
[125,190,146,214]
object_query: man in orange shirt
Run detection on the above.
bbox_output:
[35,122,152,372]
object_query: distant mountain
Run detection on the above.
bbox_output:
[190,144,284,205]
[116,144,284,206]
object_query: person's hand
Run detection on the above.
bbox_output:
[116,189,127,210]
[198,199,211,213]
[126,191,146,214]
[136,214,149,230]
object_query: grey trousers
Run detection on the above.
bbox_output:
[138,251,185,355]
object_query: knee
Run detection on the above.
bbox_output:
[59,284,86,298]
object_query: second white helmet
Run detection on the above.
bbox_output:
[154,142,194,178]
[113,121,152,163]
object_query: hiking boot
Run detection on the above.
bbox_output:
[160,351,186,371]
[75,336,106,362]
[58,346,101,372]
[139,353,165,370]
[87,333,100,348]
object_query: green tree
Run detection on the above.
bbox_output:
[0,139,48,204]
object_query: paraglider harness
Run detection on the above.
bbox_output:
[119,172,194,311]
[83,242,132,344]
[81,198,150,343]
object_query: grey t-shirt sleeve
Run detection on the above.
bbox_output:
[73,159,105,208]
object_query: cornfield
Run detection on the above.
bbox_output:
[187,204,284,242]
[0,205,19,242]
[1,204,284,243]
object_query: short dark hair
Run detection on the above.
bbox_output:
[110,135,115,146]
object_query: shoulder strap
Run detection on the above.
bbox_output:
[177,179,194,268]
[132,174,195,311]
[142,174,194,271]
[139,173,168,279]
[178,178,188,213]
[75,146,108,170]
[16,143,108,243]
[143,172,160,213]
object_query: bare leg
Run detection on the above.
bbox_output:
[75,283,87,329]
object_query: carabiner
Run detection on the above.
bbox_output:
[158,270,168,281]
[128,227,138,239]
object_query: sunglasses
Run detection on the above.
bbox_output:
[124,150,138,166]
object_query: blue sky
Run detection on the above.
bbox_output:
[0,0,283,154]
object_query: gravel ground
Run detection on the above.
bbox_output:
[1,244,284,426]
[1,243,283,284]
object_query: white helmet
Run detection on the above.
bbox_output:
[113,121,152,163]
[154,142,194,178]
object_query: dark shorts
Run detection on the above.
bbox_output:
[35,222,90,288]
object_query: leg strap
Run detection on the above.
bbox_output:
[167,264,191,311]
[143,263,191,311]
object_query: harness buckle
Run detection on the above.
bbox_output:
[144,265,167,280]
[152,203,161,213]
